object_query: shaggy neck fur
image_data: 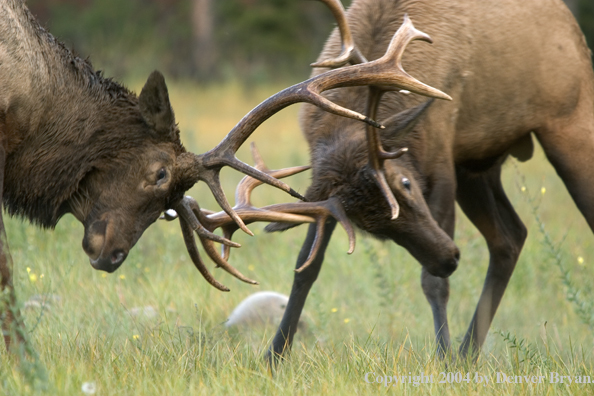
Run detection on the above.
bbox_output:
[0,1,184,227]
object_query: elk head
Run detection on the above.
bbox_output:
[298,0,460,277]
[69,70,306,273]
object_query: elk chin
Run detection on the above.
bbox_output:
[82,214,129,273]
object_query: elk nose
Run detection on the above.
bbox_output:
[89,250,127,273]
[111,250,127,266]
[440,248,460,277]
[428,248,460,278]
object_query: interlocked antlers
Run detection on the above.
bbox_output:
[171,144,356,291]
[172,0,450,289]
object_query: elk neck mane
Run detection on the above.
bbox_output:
[0,1,184,228]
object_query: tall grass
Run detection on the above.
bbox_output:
[1,82,593,395]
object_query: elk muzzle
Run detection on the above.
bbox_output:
[82,214,129,272]
[406,231,460,278]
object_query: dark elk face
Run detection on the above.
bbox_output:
[305,102,459,279]
[71,72,186,272]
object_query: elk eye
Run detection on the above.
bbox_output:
[156,167,167,182]
[402,177,411,190]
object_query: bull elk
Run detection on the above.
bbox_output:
[221,0,593,361]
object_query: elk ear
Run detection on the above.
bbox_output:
[382,99,434,137]
[139,71,175,138]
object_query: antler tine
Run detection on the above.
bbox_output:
[197,145,356,270]
[180,196,259,285]
[204,197,356,272]
[178,216,230,292]
[174,197,240,247]
[305,15,452,100]
[365,86,402,220]
[217,143,312,261]
[290,196,355,272]
[310,0,367,68]
[235,143,310,208]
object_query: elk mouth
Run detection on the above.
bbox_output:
[89,249,128,273]
[82,215,130,272]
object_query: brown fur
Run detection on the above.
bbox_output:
[269,0,594,361]
[0,0,198,350]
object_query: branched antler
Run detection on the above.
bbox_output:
[312,0,444,219]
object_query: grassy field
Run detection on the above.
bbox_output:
[1,82,594,395]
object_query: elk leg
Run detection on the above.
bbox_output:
[267,220,337,365]
[535,118,594,231]
[455,164,527,357]
[0,145,23,351]
[421,269,451,357]
[422,177,456,356]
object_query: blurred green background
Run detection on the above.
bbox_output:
[1,2,593,394]
[26,0,594,84]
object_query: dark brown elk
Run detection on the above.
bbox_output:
[0,0,445,352]
[0,0,285,350]
[233,0,594,362]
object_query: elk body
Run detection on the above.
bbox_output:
[267,0,594,359]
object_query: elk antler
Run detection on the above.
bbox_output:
[176,10,451,239]
[216,144,356,273]
[312,0,445,219]
[169,144,355,290]
[309,0,367,67]
[171,4,450,288]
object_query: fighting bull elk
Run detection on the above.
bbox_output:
[210,0,592,361]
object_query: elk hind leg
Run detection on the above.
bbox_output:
[455,165,527,358]
[535,112,594,231]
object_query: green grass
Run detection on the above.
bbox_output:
[1,82,594,395]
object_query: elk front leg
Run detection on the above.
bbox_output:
[421,173,456,357]
[267,220,337,366]
[455,164,527,358]
[0,145,23,351]
[421,269,451,357]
